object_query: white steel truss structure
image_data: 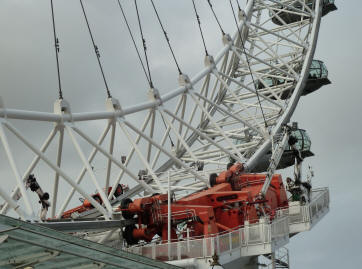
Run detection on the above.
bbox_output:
[0,0,323,225]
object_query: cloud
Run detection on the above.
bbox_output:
[0,1,359,268]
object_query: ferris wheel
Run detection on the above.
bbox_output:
[0,0,333,227]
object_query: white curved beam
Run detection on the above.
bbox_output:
[246,0,322,171]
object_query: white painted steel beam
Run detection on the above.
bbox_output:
[118,120,164,192]
[123,120,208,184]
[51,128,64,218]
[105,122,116,191]
[1,127,58,215]
[0,123,34,216]
[3,121,111,219]
[57,123,111,218]
[246,0,322,170]
[107,110,153,199]
[65,125,114,214]
[71,125,156,194]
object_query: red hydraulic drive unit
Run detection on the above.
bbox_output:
[119,163,288,245]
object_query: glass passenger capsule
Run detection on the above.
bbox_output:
[246,128,314,173]
[270,0,337,26]
[256,60,331,100]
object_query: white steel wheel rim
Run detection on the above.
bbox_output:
[0,0,323,221]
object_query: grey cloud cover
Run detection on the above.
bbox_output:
[0,1,360,268]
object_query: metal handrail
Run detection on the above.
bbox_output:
[127,215,289,261]
[279,187,329,224]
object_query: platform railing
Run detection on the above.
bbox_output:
[126,189,329,261]
[277,187,329,226]
[309,187,329,221]
[127,216,289,262]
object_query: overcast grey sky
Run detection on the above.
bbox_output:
[284,2,362,268]
[0,1,361,268]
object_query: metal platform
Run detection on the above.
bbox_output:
[126,187,329,268]
[279,188,330,235]
[0,215,179,269]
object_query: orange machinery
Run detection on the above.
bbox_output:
[61,184,128,219]
[119,163,288,245]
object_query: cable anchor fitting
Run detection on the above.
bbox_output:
[148,88,162,106]
[178,74,192,91]
[204,55,216,69]
[222,33,233,46]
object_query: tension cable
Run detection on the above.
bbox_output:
[116,0,150,86]
[80,0,112,98]
[134,0,154,89]
[150,0,182,75]
[207,0,225,35]
[134,0,174,147]
[236,0,242,11]
[50,0,63,100]
[192,0,209,56]
[160,113,175,148]
[229,0,268,128]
